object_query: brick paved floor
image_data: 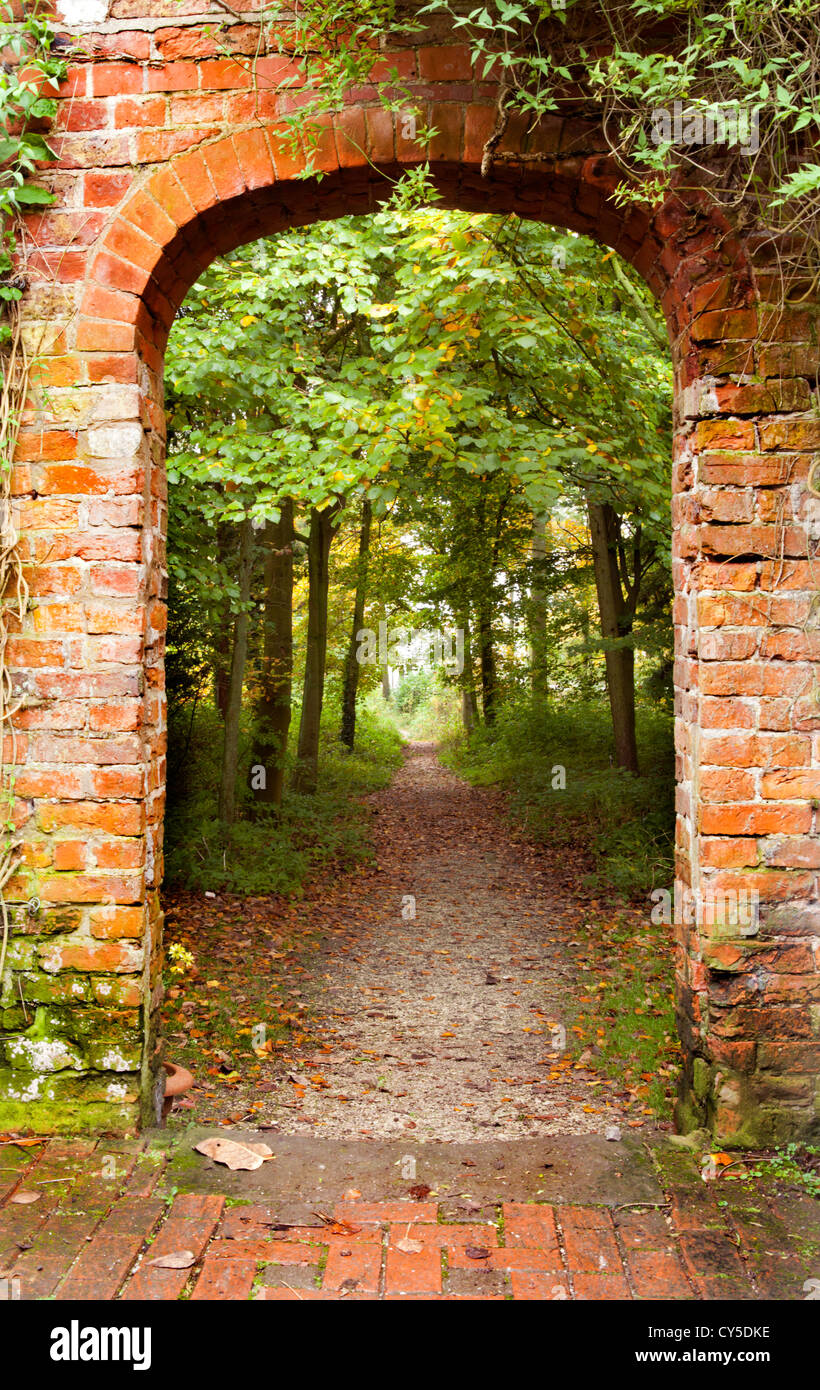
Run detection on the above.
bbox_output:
[1,1135,818,1300]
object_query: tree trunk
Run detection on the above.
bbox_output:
[381,663,391,701]
[530,512,548,699]
[461,689,476,735]
[251,499,294,809]
[340,498,372,750]
[579,602,595,693]
[587,499,639,774]
[218,517,254,824]
[213,519,234,719]
[458,612,479,734]
[293,504,339,794]
[478,601,497,725]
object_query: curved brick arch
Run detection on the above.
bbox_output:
[2,21,818,1145]
[81,133,656,357]
[78,121,752,354]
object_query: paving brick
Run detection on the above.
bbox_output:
[56,1198,163,1299]
[10,1213,100,1299]
[561,1225,623,1276]
[204,1238,321,1264]
[259,1286,377,1300]
[446,1267,508,1297]
[614,1207,674,1251]
[121,1154,165,1198]
[510,1270,571,1300]
[627,1248,694,1300]
[259,1262,318,1291]
[323,1242,381,1293]
[120,1194,224,1300]
[0,1194,59,1274]
[691,1274,759,1300]
[191,1256,257,1300]
[334,1201,438,1225]
[384,1244,442,1294]
[502,1202,560,1250]
[388,1222,498,1251]
[557,1204,613,1231]
[449,1245,560,1272]
[58,1175,127,1217]
[727,1205,792,1255]
[678,1230,746,1281]
[573,1270,632,1300]
[750,1252,818,1300]
[668,1187,728,1232]
[219,1204,294,1238]
[768,1194,820,1245]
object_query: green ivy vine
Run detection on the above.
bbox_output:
[0,1,66,988]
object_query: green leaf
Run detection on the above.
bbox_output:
[13,183,55,205]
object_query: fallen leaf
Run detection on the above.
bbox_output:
[194,1137,274,1171]
[395,1238,423,1254]
[464,1245,490,1260]
[326,1221,362,1237]
[147,1250,196,1269]
[9,1190,40,1204]
[408,1184,431,1200]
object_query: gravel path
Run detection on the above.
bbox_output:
[266,741,637,1142]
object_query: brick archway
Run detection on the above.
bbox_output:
[2,19,818,1145]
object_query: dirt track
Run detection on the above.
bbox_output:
[259,741,641,1141]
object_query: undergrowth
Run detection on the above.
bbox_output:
[441,698,675,899]
[163,700,402,895]
[568,906,679,1122]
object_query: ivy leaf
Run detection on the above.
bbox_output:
[13,184,55,205]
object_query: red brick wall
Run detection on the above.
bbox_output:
[1,2,817,1142]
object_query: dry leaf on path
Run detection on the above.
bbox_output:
[326,1220,362,1237]
[9,1190,41,1204]
[395,1238,423,1254]
[194,1137,274,1170]
[147,1250,196,1269]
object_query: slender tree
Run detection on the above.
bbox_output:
[293,502,341,794]
[459,611,479,734]
[587,498,641,774]
[219,516,254,823]
[340,497,372,750]
[530,513,549,699]
[213,518,234,719]
[251,499,294,808]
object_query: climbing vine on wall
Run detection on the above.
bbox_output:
[208,0,432,178]
[253,0,820,293]
[0,1,67,984]
[415,0,820,286]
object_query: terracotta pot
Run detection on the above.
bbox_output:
[162,1061,194,1118]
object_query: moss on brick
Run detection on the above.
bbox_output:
[0,1094,139,1135]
